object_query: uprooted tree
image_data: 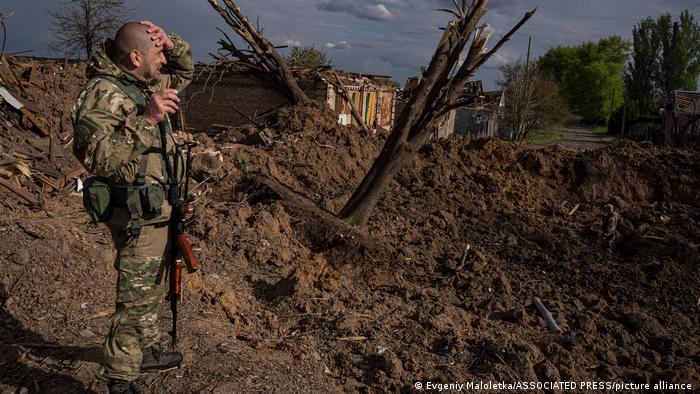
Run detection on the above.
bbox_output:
[209,0,534,226]
[338,1,535,225]
[208,0,311,105]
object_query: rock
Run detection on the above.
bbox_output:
[346,378,366,389]
[215,290,241,322]
[12,249,30,265]
[217,342,236,354]
[536,361,562,393]
[79,329,95,338]
[245,129,275,146]
[378,350,404,379]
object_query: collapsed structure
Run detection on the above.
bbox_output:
[398,78,503,139]
[663,89,700,147]
[182,66,398,131]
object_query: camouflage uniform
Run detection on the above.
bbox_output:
[72,35,193,382]
[602,205,619,248]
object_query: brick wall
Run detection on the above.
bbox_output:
[181,73,289,131]
[181,69,397,132]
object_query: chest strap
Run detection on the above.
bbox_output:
[98,75,171,236]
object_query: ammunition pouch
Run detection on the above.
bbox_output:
[81,146,166,237]
[82,177,112,223]
[111,183,166,236]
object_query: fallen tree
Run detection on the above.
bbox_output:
[208,0,311,105]
[339,1,535,224]
[207,0,534,226]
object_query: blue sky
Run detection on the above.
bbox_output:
[2,0,698,89]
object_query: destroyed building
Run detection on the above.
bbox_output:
[452,81,503,139]
[663,89,700,147]
[397,78,502,139]
[181,65,399,131]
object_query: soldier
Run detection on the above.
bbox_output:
[72,21,194,394]
[602,203,619,249]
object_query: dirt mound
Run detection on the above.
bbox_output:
[1,60,699,393]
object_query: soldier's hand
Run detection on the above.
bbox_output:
[140,20,175,51]
[144,89,180,126]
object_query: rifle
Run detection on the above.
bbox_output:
[161,122,200,348]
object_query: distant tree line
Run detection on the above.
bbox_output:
[498,8,700,136]
[539,36,629,125]
[626,10,700,118]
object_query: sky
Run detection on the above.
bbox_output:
[2,0,699,89]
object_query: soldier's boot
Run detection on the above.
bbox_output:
[140,343,183,371]
[108,380,140,394]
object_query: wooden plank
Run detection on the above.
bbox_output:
[0,177,38,205]
[19,107,49,136]
[33,171,59,191]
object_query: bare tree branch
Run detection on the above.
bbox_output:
[207,0,310,105]
[339,0,535,225]
[48,0,133,59]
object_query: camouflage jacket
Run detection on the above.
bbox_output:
[72,33,194,185]
[72,34,193,224]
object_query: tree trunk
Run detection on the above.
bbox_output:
[338,120,433,225]
[339,1,535,225]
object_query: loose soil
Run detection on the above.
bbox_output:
[0,60,699,393]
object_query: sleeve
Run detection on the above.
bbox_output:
[73,81,158,181]
[159,33,195,92]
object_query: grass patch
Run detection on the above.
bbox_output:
[523,124,566,145]
[601,135,622,144]
[591,125,608,134]
[591,125,622,144]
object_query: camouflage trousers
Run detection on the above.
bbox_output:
[104,211,170,382]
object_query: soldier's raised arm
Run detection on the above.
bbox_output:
[140,20,194,92]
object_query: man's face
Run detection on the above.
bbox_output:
[136,43,167,82]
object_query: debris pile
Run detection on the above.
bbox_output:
[0,55,85,210]
[1,57,699,393]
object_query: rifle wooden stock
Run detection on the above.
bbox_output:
[175,234,199,273]
[170,258,182,296]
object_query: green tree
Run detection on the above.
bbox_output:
[627,10,700,115]
[627,17,663,115]
[661,10,700,93]
[285,45,331,69]
[540,36,629,123]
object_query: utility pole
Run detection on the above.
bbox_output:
[621,80,628,138]
[664,22,679,146]
[607,87,615,130]
[525,36,532,76]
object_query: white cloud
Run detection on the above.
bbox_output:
[318,1,394,21]
[283,39,302,47]
[325,40,350,49]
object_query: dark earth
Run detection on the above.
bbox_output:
[0,59,699,393]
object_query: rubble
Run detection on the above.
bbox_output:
[0,56,698,393]
[0,55,84,209]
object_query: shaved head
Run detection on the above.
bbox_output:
[113,22,153,63]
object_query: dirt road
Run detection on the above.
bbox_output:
[555,127,609,150]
